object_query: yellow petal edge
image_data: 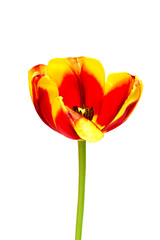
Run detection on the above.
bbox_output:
[57,97,104,143]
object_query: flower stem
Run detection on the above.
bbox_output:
[75,140,86,240]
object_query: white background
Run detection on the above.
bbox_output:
[0,0,160,239]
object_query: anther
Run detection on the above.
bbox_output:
[73,106,78,113]
[72,105,94,121]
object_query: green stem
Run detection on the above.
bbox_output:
[75,140,86,240]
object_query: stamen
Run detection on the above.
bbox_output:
[89,107,94,120]
[73,105,94,120]
[73,106,78,113]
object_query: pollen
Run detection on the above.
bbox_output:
[73,105,94,120]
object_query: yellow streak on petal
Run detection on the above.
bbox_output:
[28,71,37,102]
[37,76,59,128]
[108,75,143,125]
[58,97,104,143]
[77,57,105,90]
[104,72,134,95]
[92,114,104,130]
[73,118,104,143]
[47,58,74,87]
[28,64,47,101]
[92,114,98,124]
[37,75,59,102]
[51,97,63,128]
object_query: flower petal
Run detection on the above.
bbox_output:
[97,72,135,128]
[57,97,104,143]
[51,97,80,140]
[102,76,143,132]
[77,57,105,116]
[29,71,60,131]
[37,76,60,131]
[29,62,82,140]
[28,64,47,102]
[47,58,82,108]
[30,74,50,127]
[38,83,80,140]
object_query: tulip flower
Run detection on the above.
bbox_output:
[28,57,143,240]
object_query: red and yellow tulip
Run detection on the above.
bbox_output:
[28,57,143,143]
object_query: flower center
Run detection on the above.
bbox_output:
[73,104,94,120]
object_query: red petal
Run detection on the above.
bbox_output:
[52,97,80,140]
[31,74,51,128]
[47,57,105,116]
[102,76,143,132]
[97,73,135,128]
[77,57,105,115]
[103,101,137,132]
[47,58,82,108]
[38,87,58,132]
[32,75,59,131]
[28,64,47,102]
[54,108,80,140]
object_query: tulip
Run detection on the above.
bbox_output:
[28,57,143,143]
[28,57,143,240]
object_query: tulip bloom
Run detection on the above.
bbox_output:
[28,57,143,143]
[28,57,143,240]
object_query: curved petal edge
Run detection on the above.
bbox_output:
[102,76,143,132]
[58,97,104,143]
